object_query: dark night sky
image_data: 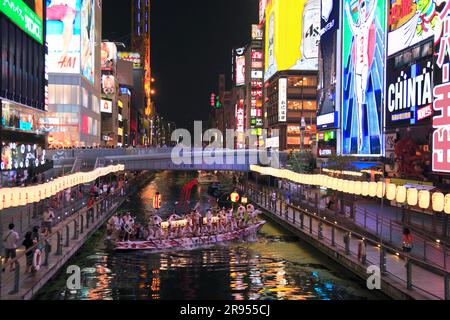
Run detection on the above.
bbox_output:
[103,0,259,130]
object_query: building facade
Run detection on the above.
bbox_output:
[46,0,102,148]
[1,0,48,185]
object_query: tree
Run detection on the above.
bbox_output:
[287,151,316,173]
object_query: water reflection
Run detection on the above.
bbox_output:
[36,171,383,300]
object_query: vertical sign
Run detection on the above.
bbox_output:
[341,0,385,156]
[278,78,287,122]
[433,2,450,173]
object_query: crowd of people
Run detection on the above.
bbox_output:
[106,204,262,242]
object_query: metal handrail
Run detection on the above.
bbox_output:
[245,184,450,278]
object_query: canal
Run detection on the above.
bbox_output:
[36,171,386,300]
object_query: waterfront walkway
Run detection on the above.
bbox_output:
[0,174,149,300]
[245,181,450,272]
[239,184,450,300]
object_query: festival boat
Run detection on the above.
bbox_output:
[113,220,266,251]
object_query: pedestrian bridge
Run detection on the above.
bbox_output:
[46,148,282,172]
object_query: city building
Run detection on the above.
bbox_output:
[45,0,102,148]
[262,0,320,152]
[100,42,134,147]
[0,0,49,185]
[131,0,152,144]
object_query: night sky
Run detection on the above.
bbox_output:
[103,0,259,130]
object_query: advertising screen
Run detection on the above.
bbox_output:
[264,0,320,81]
[432,1,450,173]
[1,142,46,171]
[341,0,386,156]
[387,0,437,57]
[100,99,112,113]
[118,52,141,69]
[102,75,115,96]
[80,0,95,83]
[318,0,339,127]
[46,0,81,74]
[385,58,433,128]
[235,55,246,86]
[1,0,44,44]
[236,100,245,133]
[278,78,287,122]
[101,42,117,70]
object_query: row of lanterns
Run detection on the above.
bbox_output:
[250,165,450,214]
[0,164,125,210]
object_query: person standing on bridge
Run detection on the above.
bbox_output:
[402,228,413,253]
[2,223,19,272]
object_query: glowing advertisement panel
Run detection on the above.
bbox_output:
[101,42,117,70]
[387,0,438,57]
[46,0,81,74]
[385,58,433,128]
[0,0,44,44]
[341,0,385,156]
[264,0,320,81]
[235,55,246,86]
[80,0,95,83]
[432,1,450,173]
[318,0,340,127]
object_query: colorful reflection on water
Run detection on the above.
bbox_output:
[36,171,385,300]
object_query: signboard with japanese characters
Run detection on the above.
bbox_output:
[278,78,287,122]
[433,2,450,173]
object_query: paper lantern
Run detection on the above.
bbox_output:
[369,182,377,197]
[230,192,240,203]
[386,184,396,201]
[19,188,28,206]
[419,190,430,209]
[3,188,13,209]
[354,181,362,196]
[396,186,407,204]
[348,181,355,194]
[432,192,445,212]
[361,182,370,196]
[0,188,8,210]
[337,179,345,192]
[376,182,385,198]
[407,188,418,206]
[11,189,20,207]
[332,178,339,190]
[444,194,450,214]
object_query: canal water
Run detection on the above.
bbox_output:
[36,171,386,300]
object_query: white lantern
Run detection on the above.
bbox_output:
[407,188,418,206]
[386,184,396,201]
[396,186,407,204]
[376,182,385,198]
[418,190,430,209]
[354,181,362,196]
[361,182,370,196]
[432,192,445,212]
[369,182,377,197]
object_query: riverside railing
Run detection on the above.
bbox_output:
[0,171,145,299]
[241,183,450,300]
[244,180,450,272]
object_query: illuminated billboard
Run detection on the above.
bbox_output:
[118,52,141,69]
[100,99,112,113]
[341,0,385,156]
[385,58,433,128]
[432,1,450,173]
[101,42,117,70]
[278,78,287,122]
[235,55,246,87]
[318,0,340,129]
[0,0,44,44]
[264,0,320,81]
[80,0,95,83]
[46,0,81,74]
[102,75,115,97]
[387,0,438,57]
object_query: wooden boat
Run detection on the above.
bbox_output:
[114,220,266,251]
